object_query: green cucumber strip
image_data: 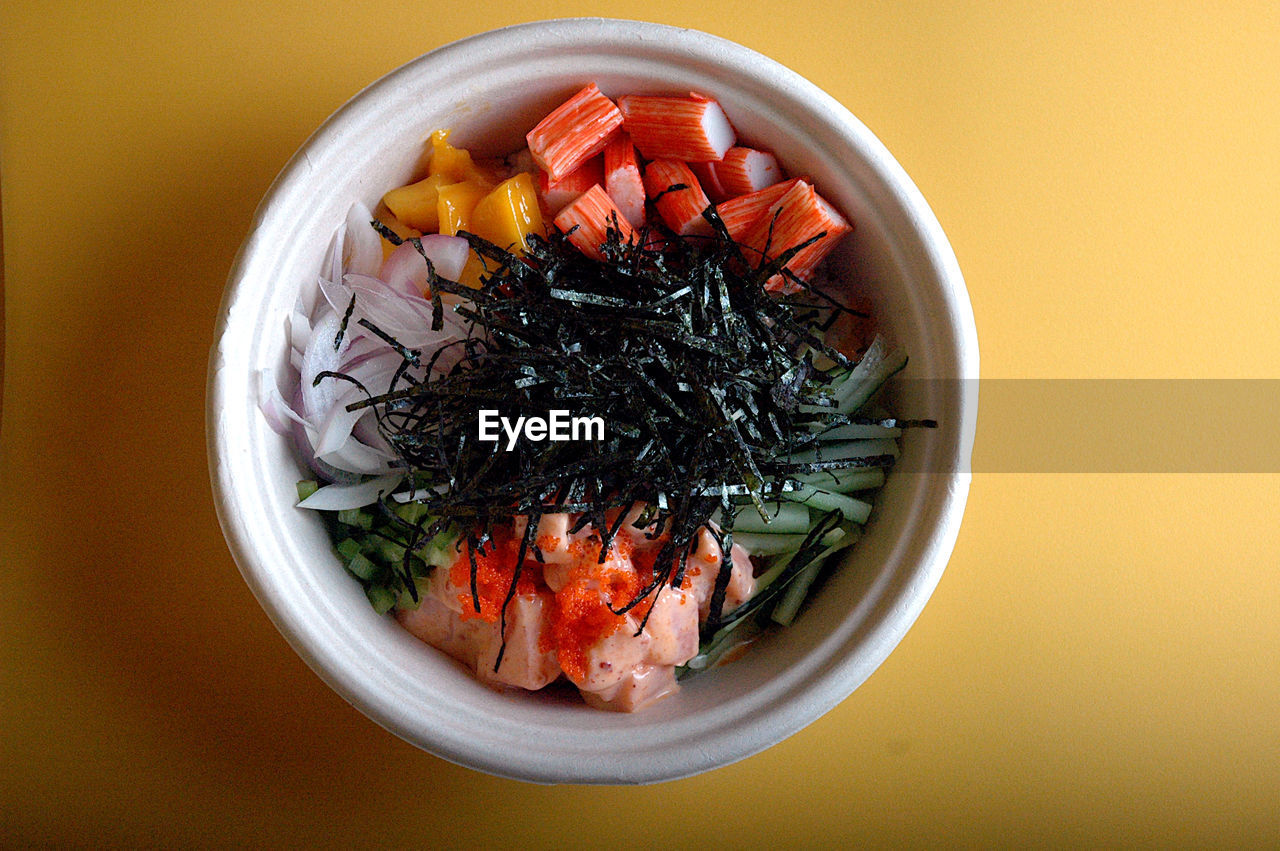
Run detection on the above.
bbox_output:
[784,437,900,465]
[771,527,862,626]
[423,528,461,569]
[712,501,812,535]
[296,480,320,501]
[835,345,908,414]
[781,483,873,524]
[750,523,851,595]
[791,467,886,493]
[365,585,396,615]
[337,507,374,529]
[394,500,431,524]
[346,553,380,581]
[730,531,810,556]
[335,538,363,562]
[394,578,431,611]
[374,539,408,565]
[816,423,902,440]
[682,617,765,676]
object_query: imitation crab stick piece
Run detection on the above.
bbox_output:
[537,156,604,214]
[553,183,637,262]
[603,134,646,228]
[739,180,852,292]
[617,92,736,162]
[526,83,624,183]
[690,161,730,203]
[714,147,784,197]
[643,159,713,236]
[715,177,807,242]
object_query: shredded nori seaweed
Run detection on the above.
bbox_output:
[327,215,905,668]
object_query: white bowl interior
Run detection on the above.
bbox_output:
[208,19,977,784]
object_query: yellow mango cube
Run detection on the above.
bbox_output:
[436,181,490,237]
[371,208,422,261]
[427,130,496,187]
[470,173,546,253]
[382,173,449,232]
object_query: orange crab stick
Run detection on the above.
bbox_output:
[526,83,624,183]
[603,134,646,228]
[643,159,713,236]
[617,92,736,162]
[714,177,807,242]
[553,184,637,262]
[690,161,730,203]
[714,147,784,197]
[740,179,852,292]
[537,155,604,214]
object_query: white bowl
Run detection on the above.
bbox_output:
[207,18,978,784]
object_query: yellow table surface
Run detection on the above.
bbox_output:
[4,2,1278,846]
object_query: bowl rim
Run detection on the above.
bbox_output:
[207,17,978,784]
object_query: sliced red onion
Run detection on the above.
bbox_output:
[313,351,404,456]
[337,333,385,368]
[420,233,471,283]
[297,473,405,510]
[344,277,462,349]
[300,309,347,420]
[289,305,312,353]
[321,273,464,350]
[281,204,481,481]
[318,271,353,318]
[317,433,396,475]
[288,387,362,484]
[380,234,470,293]
[380,241,430,297]
[344,202,383,278]
[257,369,294,436]
[339,348,407,388]
[352,411,395,453]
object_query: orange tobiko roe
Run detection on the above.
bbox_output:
[449,532,542,622]
[448,523,701,684]
[545,535,639,681]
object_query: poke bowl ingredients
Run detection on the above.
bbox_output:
[264,82,933,712]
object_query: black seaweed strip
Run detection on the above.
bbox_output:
[370,219,404,246]
[492,508,540,673]
[356,318,421,367]
[334,292,357,350]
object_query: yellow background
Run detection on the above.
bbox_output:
[3,1,1278,846]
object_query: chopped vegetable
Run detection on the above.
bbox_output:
[469,172,545,254]
[382,174,451,232]
[437,181,489,238]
